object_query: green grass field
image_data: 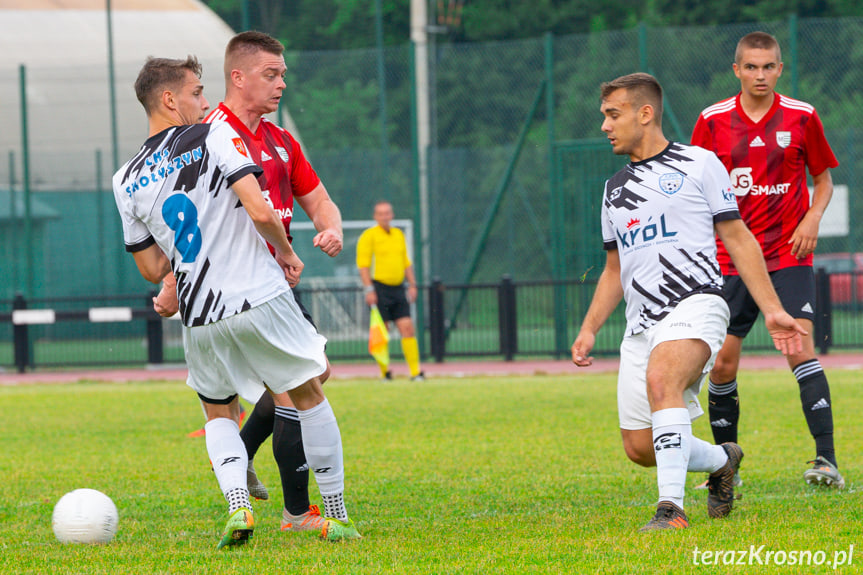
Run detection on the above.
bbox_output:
[1,369,860,574]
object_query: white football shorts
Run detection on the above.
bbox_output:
[617,293,730,430]
[183,290,328,404]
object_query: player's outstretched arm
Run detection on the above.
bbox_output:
[572,250,623,367]
[297,183,343,257]
[716,219,807,355]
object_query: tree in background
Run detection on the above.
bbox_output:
[204,0,863,49]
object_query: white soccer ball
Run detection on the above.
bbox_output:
[52,488,119,544]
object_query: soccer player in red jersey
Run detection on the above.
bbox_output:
[210,31,344,533]
[691,32,844,488]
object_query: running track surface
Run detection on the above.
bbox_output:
[3,353,863,385]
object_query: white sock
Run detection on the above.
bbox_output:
[297,398,347,521]
[651,408,691,509]
[205,417,250,512]
[688,436,729,473]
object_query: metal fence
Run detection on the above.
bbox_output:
[4,18,863,294]
[3,17,863,365]
[0,270,847,373]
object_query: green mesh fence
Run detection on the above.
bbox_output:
[2,17,863,351]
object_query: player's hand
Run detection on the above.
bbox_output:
[571,331,596,367]
[152,280,178,317]
[313,228,343,257]
[789,212,820,259]
[276,251,304,288]
[764,310,808,355]
[407,285,418,303]
[365,290,377,307]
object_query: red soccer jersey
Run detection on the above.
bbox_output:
[205,103,320,241]
[692,92,838,274]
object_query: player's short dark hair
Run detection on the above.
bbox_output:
[735,32,781,63]
[224,31,285,78]
[134,55,202,115]
[600,72,663,124]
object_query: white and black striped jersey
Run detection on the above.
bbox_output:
[113,122,290,327]
[601,142,740,335]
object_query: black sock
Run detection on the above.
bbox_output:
[707,379,739,445]
[793,359,837,467]
[240,392,276,460]
[273,406,311,515]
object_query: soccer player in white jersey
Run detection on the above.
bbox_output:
[571,73,806,531]
[160,32,345,533]
[112,56,360,547]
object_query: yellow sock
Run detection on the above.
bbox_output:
[402,337,421,377]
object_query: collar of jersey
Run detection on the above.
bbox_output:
[630,141,674,167]
[735,91,782,127]
[218,103,264,142]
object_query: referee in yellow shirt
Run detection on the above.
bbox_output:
[356,201,424,381]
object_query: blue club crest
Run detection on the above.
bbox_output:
[659,172,684,195]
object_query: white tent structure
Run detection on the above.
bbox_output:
[0,0,298,190]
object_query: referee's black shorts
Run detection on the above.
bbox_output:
[373,280,411,322]
[723,265,816,338]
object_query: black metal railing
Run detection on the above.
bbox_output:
[0,269,849,372]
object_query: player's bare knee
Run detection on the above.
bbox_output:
[623,440,655,467]
[645,377,671,408]
[287,378,326,411]
[269,390,294,408]
[786,336,817,369]
[710,357,737,383]
[788,351,817,371]
[626,447,655,467]
[622,430,656,467]
[202,397,240,423]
